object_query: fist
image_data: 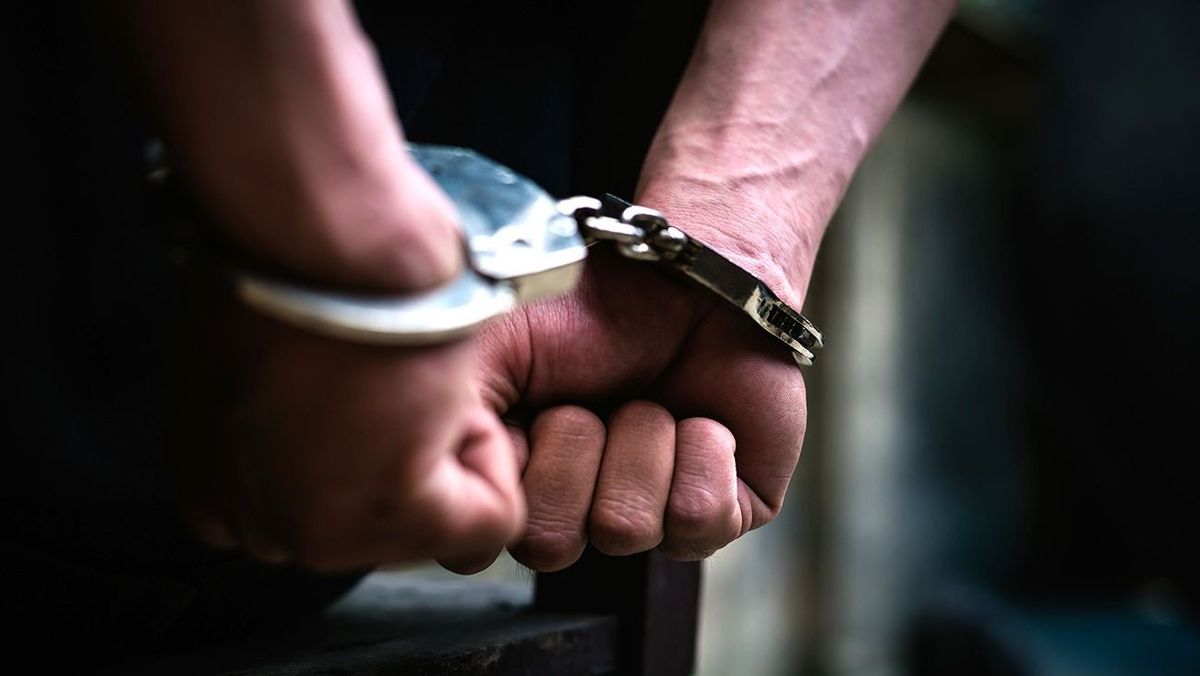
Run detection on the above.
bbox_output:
[471,245,808,572]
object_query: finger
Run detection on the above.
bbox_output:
[509,405,605,572]
[589,401,675,556]
[440,420,529,575]
[394,407,523,567]
[434,410,527,574]
[659,417,743,560]
[282,405,523,573]
[505,421,531,475]
[385,149,467,289]
[452,408,525,538]
[659,311,807,531]
[437,549,504,576]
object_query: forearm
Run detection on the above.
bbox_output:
[111,0,457,290]
[638,0,956,307]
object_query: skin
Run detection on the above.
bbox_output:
[114,0,523,569]
[111,0,954,571]
[477,0,958,571]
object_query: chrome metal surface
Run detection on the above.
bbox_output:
[236,268,515,345]
[219,145,587,345]
[571,194,824,366]
[412,145,587,303]
[169,142,822,358]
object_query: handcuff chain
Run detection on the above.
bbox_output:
[556,196,689,263]
[556,194,825,367]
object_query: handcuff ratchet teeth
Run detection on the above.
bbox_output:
[563,193,824,366]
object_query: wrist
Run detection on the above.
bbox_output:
[131,0,462,293]
[634,173,821,310]
[218,150,463,293]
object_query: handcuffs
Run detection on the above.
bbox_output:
[170,145,824,366]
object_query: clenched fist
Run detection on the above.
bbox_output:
[119,0,527,571]
[469,232,809,572]
[173,288,525,571]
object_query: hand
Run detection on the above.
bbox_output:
[171,159,525,573]
[123,0,525,571]
[470,230,808,572]
[465,0,950,571]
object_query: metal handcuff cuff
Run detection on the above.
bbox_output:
[178,145,824,366]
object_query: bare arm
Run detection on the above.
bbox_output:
[108,1,523,570]
[639,0,957,305]
[112,0,459,290]
[485,0,958,569]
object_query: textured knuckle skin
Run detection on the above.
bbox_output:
[534,407,605,447]
[667,485,732,538]
[589,496,663,555]
[512,521,586,572]
[611,400,674,429]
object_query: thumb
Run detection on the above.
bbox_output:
[427,408,526,568]
[369,152,464,291]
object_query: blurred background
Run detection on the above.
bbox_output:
[695,1,1200,674]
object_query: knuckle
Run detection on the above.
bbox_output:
[469,505,526,552]
[534,407,604,447]
[512,521,585,572]
[441,492,526,554]
[589,496,662,555]
[750,490,786,528]
[667,486,732,537]
[611,400,674,428]
[677,417,735,450]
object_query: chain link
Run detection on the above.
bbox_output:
[557,197,690,262]
[556,193,823,366]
